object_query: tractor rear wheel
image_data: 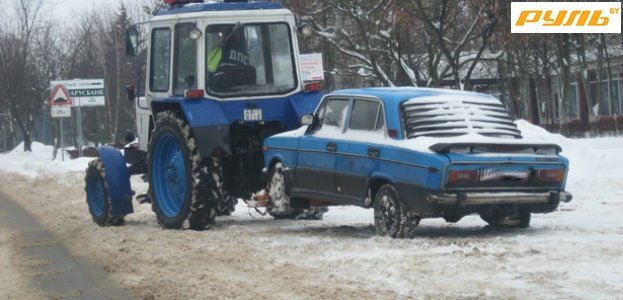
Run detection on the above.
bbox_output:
[148,111,217,230]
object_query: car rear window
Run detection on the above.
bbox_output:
[401,94,522,139]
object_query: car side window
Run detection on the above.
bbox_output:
[348,99,380,131]
[309,98,349,135]
[348,99,385,134]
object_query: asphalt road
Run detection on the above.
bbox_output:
[0,191,133,299]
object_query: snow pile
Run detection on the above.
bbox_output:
[1,142,93,178]
[517,120,623,181]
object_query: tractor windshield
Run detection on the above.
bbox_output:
[205,23,297,97]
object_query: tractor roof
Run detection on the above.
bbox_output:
[157,1,284,16]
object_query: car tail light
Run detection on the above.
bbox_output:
[537,169,564,183]
[304,81,322,92]
[447,170,478,185]
[184,89,204,99]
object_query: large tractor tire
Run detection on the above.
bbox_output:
[266,162,327,220]
[84,159,124,226]
[147,111,219,230]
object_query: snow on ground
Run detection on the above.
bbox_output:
[1,121,622,299]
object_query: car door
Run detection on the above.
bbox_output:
[295,97,350,196]
[334,98,385,203]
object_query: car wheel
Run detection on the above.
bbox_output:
[84,158,125,226]
[374,184,403,238]
[266,162,327,220]
[480,207,531,229]
[215,196,238,216]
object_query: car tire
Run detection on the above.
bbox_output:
[398,211,420,238]
[215,196,238,216]
[266,162,327,220]
[374,184,403,238]
[84,158,125,226]
[480,207,531,229]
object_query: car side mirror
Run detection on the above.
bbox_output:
[300,113,313,126]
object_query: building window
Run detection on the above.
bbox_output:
[595,70,622,117]
[610,72,621,115]
[594,70,608,116]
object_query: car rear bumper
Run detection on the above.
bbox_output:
[427,191,573,206]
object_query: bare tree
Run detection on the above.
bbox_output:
[409,0,503,90]
[294,0,505,89]
[299,0,418,87]
[0,0,45,152]
[63,4,138,147]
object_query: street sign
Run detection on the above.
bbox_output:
[48,85,73,106]
[50,79,105,106]
[51,106,71,118]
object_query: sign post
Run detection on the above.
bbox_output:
[50,79,106,159]
[49,84,74,161]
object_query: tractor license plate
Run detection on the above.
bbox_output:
[244,109,262,121]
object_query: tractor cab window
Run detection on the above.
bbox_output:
[205,23,297,97]
[149,28,171,92]
[173,23,198,95]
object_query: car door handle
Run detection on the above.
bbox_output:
[326,142,337,152]
[367,147,379,158]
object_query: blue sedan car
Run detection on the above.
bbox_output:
[262,87,572,238]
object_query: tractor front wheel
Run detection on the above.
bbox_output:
[84,158,124,226]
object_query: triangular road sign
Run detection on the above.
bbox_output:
[49,85,73,106]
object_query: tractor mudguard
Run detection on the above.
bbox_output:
[96,146,134,215]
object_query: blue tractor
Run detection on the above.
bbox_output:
[84,0,325,230]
